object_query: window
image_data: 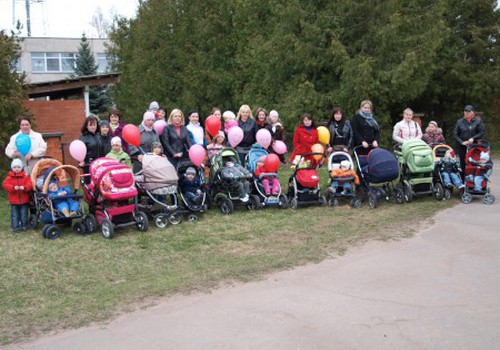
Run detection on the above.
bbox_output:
[31,52,76,73]
[97,53,108,73]
[10,57,22,72]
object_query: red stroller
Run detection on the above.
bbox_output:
[461,141,494,204]
[82,157,148,238]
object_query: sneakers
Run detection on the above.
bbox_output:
[458,184,465,189]
[271,191,279,196]
[241,195,249,203]
[340,190,346,195]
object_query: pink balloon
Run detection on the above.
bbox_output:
[256,128,272,149]
[69,140,87,162]
[228,126,244,147]
[188,144,206,167]
[272,140,287,154]
[153,119,167,136]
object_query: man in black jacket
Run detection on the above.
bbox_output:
[453,105,485,173]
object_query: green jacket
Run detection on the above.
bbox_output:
[106,149,132,169]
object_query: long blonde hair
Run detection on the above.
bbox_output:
[236,104,253,120]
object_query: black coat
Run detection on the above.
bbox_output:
[160,125,192,158]
[99,134,112,156]
[328,120,353,149]
[453,117,485,145]
[79,132,104,165]
[351,113,380,147]
[238,118,257,148]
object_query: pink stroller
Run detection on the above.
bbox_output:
[82,157,148,238]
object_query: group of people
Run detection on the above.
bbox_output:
[2,100,489,232]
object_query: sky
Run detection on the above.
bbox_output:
[0,0,139,38]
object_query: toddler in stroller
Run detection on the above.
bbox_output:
[325,151,361,208]
[48,180,80,217]
[461,141,494,204]
[177,160,209,221]
[436,149,464,195]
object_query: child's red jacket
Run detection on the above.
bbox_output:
[2,170,33,205]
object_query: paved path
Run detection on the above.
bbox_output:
[8,167,500,350]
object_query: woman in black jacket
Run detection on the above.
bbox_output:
[236,104,257,165]
[160,108,192,168]
[326,107,353,153]
[79,114,104,183]
[351,100,380,154]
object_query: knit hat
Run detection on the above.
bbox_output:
[214,132,225,141]
[99,120,110,128]
[222,110,236,120]
[111,136,122,146]
[464,105,475,112]
[428,121,438,127]
[149,101,160,111]
[480,151,489,161]
[185,167,196,175]
[269,110,279,118]
[340,160,350,169]
[143,111,156,121]
[151,141,163,151]
[258,155,266,163]
[11,158,23,170]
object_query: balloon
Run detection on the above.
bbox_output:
[122,124,141,147]
[264,153,280,173]
[188,144,206,167]
[15,134,31,156]
[256,128,272,149]
[205,115,222,137]
[153,120,167,136]
[317,126,330,145]
[311,143,324,161]
[272,140,287,155]
[69,140,87,163]
[228,126,244,147]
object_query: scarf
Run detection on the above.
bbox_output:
[110,122,119,132]
[271,122,282,134]
[141,121,153,132]
[257,120,266,127]
[359,110,379,129]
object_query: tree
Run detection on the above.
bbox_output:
[90,6,111,39]
[73,34,112,113]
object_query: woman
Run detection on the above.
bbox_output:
[326,107,353,153]
[255,107,270,130]
[392,108,422,145]
[107,107,129,154]
[79,114,104,182]
[5,115,47,175]
[290,113,319,163]
[161,108,192,168]
[129,111,160,172]
[204,107,222,144]
[186,109,205,146]
[351,100,380,151]
[236,104,257,164]
[99,120,112,156]
[421,121,445,148]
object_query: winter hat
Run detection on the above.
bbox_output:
[269,110,279,118]
[480,151,489,161]
[464,105,475,112]
[111,136,122,146]
[151,141,163,151]
[428,121,438,127]
[11,158,23,170]
[99,120,110,128]
[143,111,156,121]
[340,160,351,169]
[258,155,266,163]
[222,110,236,120]
[185,167,197,175]
[149,101,160,111]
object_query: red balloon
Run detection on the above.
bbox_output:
[205,115,221,137]
[264,153,280,173]
[122,124,141,147]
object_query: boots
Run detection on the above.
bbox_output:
[61,208,70,217]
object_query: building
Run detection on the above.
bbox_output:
[15,36,109,83]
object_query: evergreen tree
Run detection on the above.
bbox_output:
[73,34,112,114]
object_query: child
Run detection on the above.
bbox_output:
[267,110,286,163]
[330,160,360,194]
[48,180,80,217]
[151,141,165,157]
[468,151,493,192]
[106,136,132,168]
[180,167,203,205]
[437,150,464,189]
[207,133,225,158]
[291,155,311,170]
[99,120,112,155]
[222,110,238,136]
[220,159,252,202]
[255,156,280,196]
[2,159,33,232]
[186,110,205,146]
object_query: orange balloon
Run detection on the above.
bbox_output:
[311,143,324,161]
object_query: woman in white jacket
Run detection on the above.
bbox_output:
[5,116,47,174]
[392,108,422,145]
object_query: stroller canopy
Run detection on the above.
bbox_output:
[366,148,399,183]
[247,144,268,174]
[401,139,434,173]
[138,154,179,192]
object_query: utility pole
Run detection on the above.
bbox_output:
[25,0,31,36]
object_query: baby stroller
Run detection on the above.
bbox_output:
[29,158,90,239]
[433,144,461,200]
[246,144,288,209]
[461,141,495,204]
[353,146,403,208]
[287,152,327,209]
[82,157,148,238]
[134,154,181,228]
[209,147,260,214]
[177,159,209,221]
[395,139,438,202]
[324,150,362,208]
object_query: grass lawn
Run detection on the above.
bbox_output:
[0,164,458,345]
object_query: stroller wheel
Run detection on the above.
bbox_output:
[246,195,261,210]
[45,225,61,240]
[329,198,339,207]
[289,197,298,209]
[218,197,233,215]
[434,183,444,201]
[153,213,169,229]
[350,197,362,208]
[29,213,38,230]
[169,212,183,225]
[101,219,115,239]
[368,192,377,209]
[72,222,86,236]
[403,182,413,203]
[136,211,149,232]
[41,224,51,238]
[444,188,452,200]
[83,214,98,233]
[319,195,327,206]
[483,193,495,205]
[395,186,405,204]
[188,214,199,222]
[278,194,288,209]
[461,191,473,204]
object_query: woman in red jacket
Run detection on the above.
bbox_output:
[2,159,33,232]
[290,113,319,163]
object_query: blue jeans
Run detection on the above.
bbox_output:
[474,176,484,191]
[441,172,463,188]
[331,181,351,193]
[11,204,28,231]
